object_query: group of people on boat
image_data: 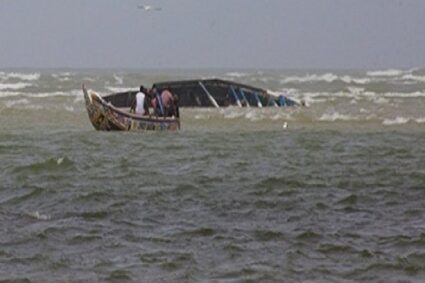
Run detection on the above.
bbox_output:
[130,85,179,118]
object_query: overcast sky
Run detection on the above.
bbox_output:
[0,0,424,69]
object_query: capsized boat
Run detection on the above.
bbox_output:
[153,78,298,108]
[83,85,180,131]
[102,79,298,109]
[83,79,299,131]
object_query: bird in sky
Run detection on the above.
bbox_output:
[137,5,162,11]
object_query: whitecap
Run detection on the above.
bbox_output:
[20,89,82,98]
[225,72,248,78]
[319,112,358,122]
[2,72,40,81]
[401,74,425,82]
[52,73,71,81]
[57,157,64,165]
[223,109,244,119]
[340,76,372,84]
[415,118,425,123]
[352,77,373,84]
[382,117,409,125]
[382,92,425,98]
[0,82,31,90]
[245,110,263,121]
[347,87,365,95]
[372,97,389,104]
[28,211,50,221]
[107,87,133,93]
[367,69,405,77]
[0,91,22,98]
[282,73,338,83]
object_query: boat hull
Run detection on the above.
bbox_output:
[83,85,180,131]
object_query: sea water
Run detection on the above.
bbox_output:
[0,69,424,282]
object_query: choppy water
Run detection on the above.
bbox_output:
[1,69,425,282]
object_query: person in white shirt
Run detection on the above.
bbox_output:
[132,86,149,115]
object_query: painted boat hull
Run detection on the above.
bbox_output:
[83,85,180,131]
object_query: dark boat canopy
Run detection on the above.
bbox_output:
[103,78,298,108]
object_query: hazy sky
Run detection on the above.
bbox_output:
[0,0,424,69]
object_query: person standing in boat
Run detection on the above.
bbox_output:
[161,88,176,117]
[149,87,178,117]
[150,87,164,117]
[131,85,149,115]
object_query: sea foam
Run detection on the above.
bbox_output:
[319,112,359,122]
[225,72,248,78]
[28,211,51,221]
[367,69,405,77]
[283,73,339,83]
[382,117,410,126]
[0,82,31,90]
[107,87,134,93]
[0,72,40,81]
[401,74,425,82]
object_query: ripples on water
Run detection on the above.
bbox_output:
[1,128,425,282]
[0,70,425,282]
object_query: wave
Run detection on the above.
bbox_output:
[106,86,134,93]
[0,91,22,98]
[0,72,40,81]
[27,211,51,221]
[225,72,248,78]
[282,73,374,85]
[0,89,84,100]
[287,90,425,103]
[372,97,389,104]
[340,76,373,84]
[51,73,71,82]
[278,70,425,88]
[366,69,407,77]
[283,73,339,83]
[18,90,83,98]
[401,74,425,82]
[382,117,410,126]
[319,112,360,122]
[382,117,425,125]
[245,110,264,121]
[223,109,245,119]
[0,82,32,90]
[380,91,425,98]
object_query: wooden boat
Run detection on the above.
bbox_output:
[83,85,180,131]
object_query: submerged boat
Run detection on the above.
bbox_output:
[104,78,298,109]
[83,79,298,131]
[83,85,180,131]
